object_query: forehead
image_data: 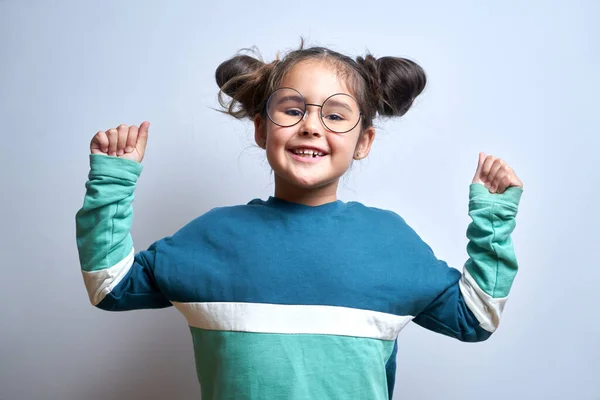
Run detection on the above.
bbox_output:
[278,60,354,102]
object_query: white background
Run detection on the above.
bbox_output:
[1,1,598,399]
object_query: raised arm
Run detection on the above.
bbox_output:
[413,153,524,341]
[75,122,171,311]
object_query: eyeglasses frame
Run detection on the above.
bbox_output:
[265,87,364,134]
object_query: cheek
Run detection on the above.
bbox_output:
[331,132,361,157]
[266,126,295,149]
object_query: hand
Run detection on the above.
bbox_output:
[90,121,150,163]
[472,152,523,194]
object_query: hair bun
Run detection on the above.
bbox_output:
[358,54,427,117]
[215,54,273,119]
[215,55,264,98]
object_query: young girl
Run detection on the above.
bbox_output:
[76,44,524,400]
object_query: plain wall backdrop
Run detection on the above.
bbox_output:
[1,1,598,399]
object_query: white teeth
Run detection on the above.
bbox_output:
[292,149,325,157]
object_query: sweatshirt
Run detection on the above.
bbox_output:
[76,154,523,399]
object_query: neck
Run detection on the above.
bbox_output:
[273,175,339,206]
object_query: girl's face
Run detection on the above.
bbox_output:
[254,60,375,205]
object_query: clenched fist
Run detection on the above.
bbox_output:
[90,121,150,163]
[472,152,523,194]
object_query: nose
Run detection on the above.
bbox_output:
[299,106,323,137]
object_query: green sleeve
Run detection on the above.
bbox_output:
[459,183,523,332]
[413,183,522,340]
[75,154,170,310]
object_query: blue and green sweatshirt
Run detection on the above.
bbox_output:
[75,154,523,400]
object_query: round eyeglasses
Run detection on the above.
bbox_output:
[266,88,363,134]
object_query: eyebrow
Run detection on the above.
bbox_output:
[276,95,305,106]
[323,99,355,113]
[274,91,357,114]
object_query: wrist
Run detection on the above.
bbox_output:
[89,154,143,182]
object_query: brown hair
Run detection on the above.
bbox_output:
[215,41,427,130]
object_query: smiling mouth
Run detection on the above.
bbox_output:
[289,149,327,158]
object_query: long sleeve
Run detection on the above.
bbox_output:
[75,154,171,311]
[412,183,523,341]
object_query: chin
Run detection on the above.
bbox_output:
[287,174,339,190]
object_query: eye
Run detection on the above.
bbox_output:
[284,109,304,117]
[323,113,345,121]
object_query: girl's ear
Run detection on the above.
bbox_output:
[354,127,376,160]
[254,114,267,149]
